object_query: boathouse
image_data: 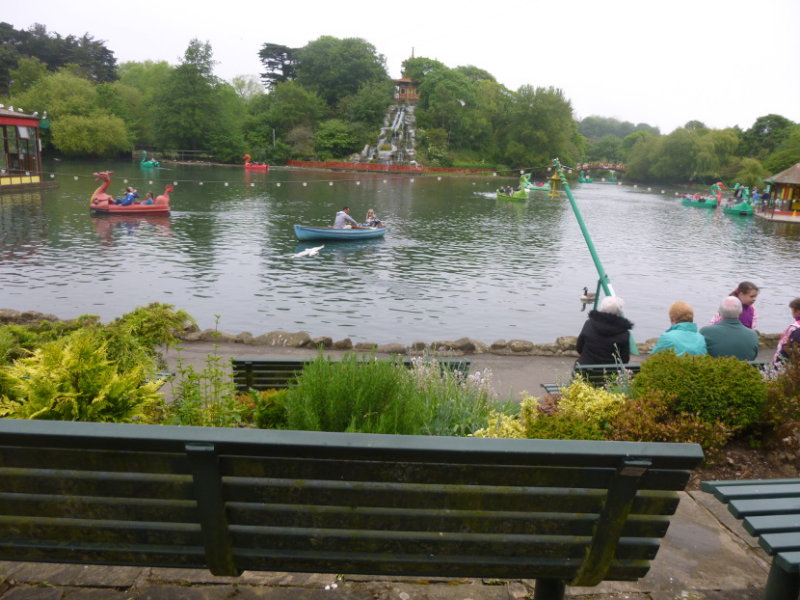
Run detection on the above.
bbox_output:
[0,107,54,193]
[766,163,800,210]
[394,78,419,104]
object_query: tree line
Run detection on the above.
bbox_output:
[1,22,797,184]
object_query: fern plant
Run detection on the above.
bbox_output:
[0,328,162,422]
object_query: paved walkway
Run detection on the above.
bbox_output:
[0,342,780,599]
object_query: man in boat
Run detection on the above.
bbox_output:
[333,206,360,229]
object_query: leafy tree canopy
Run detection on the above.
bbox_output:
[400,56,446,82]
[295,36,388,107]
[0,22,116,94]
[740,114,795,159]
[258,43,296,89]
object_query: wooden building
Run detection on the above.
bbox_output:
[394,78,419,104]
[766,163,800,210]
[0,107,55,193]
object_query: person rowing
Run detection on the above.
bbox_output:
[333,206,361,229]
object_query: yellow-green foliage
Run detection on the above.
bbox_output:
[0,329,162,422]
[558,378,627,427]
[472,397,535,438]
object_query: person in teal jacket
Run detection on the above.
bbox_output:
[651,301,707,356]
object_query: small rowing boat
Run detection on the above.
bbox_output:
[294,225,386,241]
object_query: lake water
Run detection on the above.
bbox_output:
[1,160,798,345]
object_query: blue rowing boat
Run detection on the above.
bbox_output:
[294,225,386,241]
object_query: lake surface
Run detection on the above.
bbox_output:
[1,160,798,344]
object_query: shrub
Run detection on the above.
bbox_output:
[632,352,767,433]
[558,378,627,429]
[0,316,99,365]
[608,390,732,457]
[762,346,800,429]
[105,303,195,370]
[284,354,501,436]
[0,328,162,422]
[473,394,606,441]
[165,348,237,426]
[286,354,420,434]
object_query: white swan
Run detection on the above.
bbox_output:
[580,287,596,303]
[292,245,324,258]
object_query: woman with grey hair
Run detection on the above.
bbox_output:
[576,296,634,365]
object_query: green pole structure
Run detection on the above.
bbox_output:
[552,158,638,354]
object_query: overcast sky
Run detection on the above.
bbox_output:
[6,0,799,133]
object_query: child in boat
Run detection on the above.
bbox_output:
[141,192,154,205]
[364,209,382,227]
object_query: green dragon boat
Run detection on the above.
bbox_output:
[681,195,718,208]
[497,187,528,201]
[519,173,551,192]
[722,201,754,216]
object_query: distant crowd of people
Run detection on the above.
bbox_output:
[576,281,800,369]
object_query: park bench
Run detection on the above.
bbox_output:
[541,363,641,396]
[231,356,470,392]
[701,478,800,600]
[0,419,703,599]
[541,359,769,396]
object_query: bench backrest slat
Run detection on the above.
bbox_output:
[0,419,702,584]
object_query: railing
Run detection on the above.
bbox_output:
[286,160,493,175]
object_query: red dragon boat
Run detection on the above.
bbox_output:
[89,171,171,216]
[243,154,269,171]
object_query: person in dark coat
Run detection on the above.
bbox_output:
[576,296,634,365]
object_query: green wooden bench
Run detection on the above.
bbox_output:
[0,419,703,599]
[232,356,471,392]
[541,360,769,396]
[540,363,641,396]
[701,478,800,600]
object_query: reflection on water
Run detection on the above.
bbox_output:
[1,161,799,344]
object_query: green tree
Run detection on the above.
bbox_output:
[624,132,660,181]
[51,113,130,156]
[153,40,223,151]
[231,75,265,101]
[8,56,48,95]
[650,128,697,182]
[314,118,361,159]
[400,56,446,83]
[339,79,393,128]
[579,116,637,140]
[763,125,800,174]
[740,114,795,159]
[453,65,496,83]
[295,36,388,107]
[258,43,296,89]
[9,70,98,119]
[693,128,739,181]
[733,157,769,187]
[500,85,580,167]
[585,134,623,162]
[117,61,173,147]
